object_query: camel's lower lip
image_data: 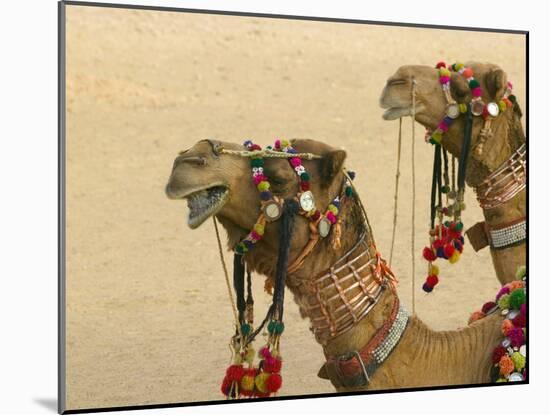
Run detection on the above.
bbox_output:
[185,185,229,229]
[382,106,412,120]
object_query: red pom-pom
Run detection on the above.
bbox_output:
[422,247,436,262]
[226,365,245,382]
[426,274,439,288]
[221,376,233,396]
[512,313,526,328]
[249,144,262,151]
[263,357,282,373]
[443,244,455,259]
[300,181,310,191]
[259,347,271,359]
[481,301,496,314]
[462,68,474,78]
[492,345,507,364]
[266,373,283,393]
[436,61,446,69]
[432,239,444,250]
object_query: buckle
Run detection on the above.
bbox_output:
[327,350,370,388]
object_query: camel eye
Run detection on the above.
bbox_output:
[387,78,406,86]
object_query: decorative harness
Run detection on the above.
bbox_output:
[421,61,526,292]
[213,139,408,397]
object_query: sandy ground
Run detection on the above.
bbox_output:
[64,5,526,410]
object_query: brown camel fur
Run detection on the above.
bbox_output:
[166,138,506,390]
[379,62,526,285]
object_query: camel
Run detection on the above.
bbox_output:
[379,62,526,284]
[165,138,518,391]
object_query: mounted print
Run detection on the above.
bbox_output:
[58,1,527,413]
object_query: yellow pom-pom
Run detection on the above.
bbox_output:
[280,139,289,148]
[498,294,510,310]
[432,131,443,143]
[254,223,265,236]
[511,352,526,371]
[431,265,440,276]
[255,372,270,394]
[328,205,339,215]
[459,103,468,113]
[439,68,451,77]
[241,375,255,392]
[455,62,464,70]
[499,101,507,112]
[449,251,460,264]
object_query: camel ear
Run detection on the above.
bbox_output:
[450,72,469,100]
[485,68,508,99]
[320,149,347,186]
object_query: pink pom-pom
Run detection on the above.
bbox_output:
[509,327,525,348]
[496,286,510,301]
[326,211,337,224]
[290,157,301,168]
[472,87,482,97]
[520,303,526,316]
[253,174,265,185]
[507,81,513,89]
[259,346,271,358]
[438,121,449,132]
[274,139,281,149]
[439,75,450,85]
[250,230,262,241]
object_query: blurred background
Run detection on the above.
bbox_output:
[64,4,526,410]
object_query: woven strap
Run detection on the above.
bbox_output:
[323,297,409,388]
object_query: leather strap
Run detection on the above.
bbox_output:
[287,219,320,274]
[322,296,408,388]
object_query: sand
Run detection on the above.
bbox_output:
[64,5,526,410]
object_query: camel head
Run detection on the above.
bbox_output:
[166,138,349,257]
[379,62,524,175]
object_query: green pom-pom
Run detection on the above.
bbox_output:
[251,158,264,168]
[511,352,526,371]
[469,79,480,89]
[274,322,285,334]
[515,265,526,280]
[300,172,310,181]
[455,221,464,232]
[444,220,451,228]
[441,185,450,194]
[345,186,353,197]
[508,94,517,104]
[509,289,526,310]
[241,323,252,336]
[497,294,510,310]
[267,320,276,334]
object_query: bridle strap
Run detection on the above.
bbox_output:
[287,219,321,274]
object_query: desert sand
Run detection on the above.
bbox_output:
[64,5,526,410]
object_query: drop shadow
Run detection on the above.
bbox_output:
[34,398,58,412]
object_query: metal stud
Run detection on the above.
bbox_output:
[471,99,485,116]
[318,217,332,238]
[299,190,315,212]
[446,103,460,119]
[263,200,282,221]
[487,102,500,117]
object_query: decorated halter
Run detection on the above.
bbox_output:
[420,61,517,293]
[216,139,355,399]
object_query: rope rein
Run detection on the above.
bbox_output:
[389,117,403,267]
[411,78,417,316]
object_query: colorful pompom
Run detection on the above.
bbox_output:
[510,352,526,371]
[423,247,436,262]
[492,345,507,364]
[254,372,271,394]
[481,301,496,314]
[509,289,526,310]
[499,355,515,377]
[468,310,485,324]
[266,373,282,393]
[501,319,513,336]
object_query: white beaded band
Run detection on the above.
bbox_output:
[372,305,409,364]
[489,220,526,249]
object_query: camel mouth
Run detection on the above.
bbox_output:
[183,185,229,229]
[382,106,413,120]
